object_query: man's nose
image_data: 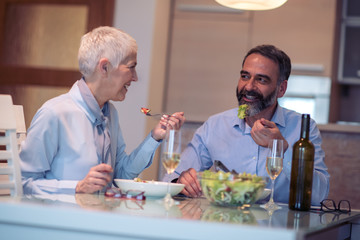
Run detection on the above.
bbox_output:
[244,77,256,91]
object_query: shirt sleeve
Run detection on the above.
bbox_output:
[308,121,330,204]
[22,173,77,195]
[162,122,213,182]
[113,132,160,180]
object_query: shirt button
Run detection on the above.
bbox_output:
[253,157,256,160]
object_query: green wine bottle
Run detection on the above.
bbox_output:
[289,114,315,211]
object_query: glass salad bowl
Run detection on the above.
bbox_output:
[198,170,269,208]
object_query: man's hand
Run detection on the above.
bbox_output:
[177,168,202,197]
[251,118,289,151]
[152,112,185,141]
[76,164,113,193]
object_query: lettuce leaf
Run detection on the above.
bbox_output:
[237,104,248,119]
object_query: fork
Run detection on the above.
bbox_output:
[144,112,162,117]
[214,160,238,174]
[140,108,169,118]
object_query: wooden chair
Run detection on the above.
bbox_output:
[0,94,23,197]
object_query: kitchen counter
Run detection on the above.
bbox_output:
[317,123,360,210]
[0,194,359,240]
[318,123,360,134]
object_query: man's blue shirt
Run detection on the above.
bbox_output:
[164,106,329,205]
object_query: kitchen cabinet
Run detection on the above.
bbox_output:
[338,0,360,84]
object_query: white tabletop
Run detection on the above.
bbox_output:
[0,194,359,240]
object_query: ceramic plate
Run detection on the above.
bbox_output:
[114,179,185,198]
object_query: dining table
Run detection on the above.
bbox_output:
[0,193,359,240]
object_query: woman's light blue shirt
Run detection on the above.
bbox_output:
[20,80,160,195]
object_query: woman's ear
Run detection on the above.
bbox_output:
[99,58,109,75]
[277,80,288,98]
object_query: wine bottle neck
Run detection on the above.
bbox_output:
[300,114,310,139]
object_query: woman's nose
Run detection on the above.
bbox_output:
[132,71,138,82]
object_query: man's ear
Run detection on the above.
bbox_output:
[277,80,288,98]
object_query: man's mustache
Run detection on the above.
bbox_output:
[236,88,263,102]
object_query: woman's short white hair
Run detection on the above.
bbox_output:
[78,26,137,77]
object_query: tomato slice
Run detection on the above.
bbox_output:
[140,107,150,115]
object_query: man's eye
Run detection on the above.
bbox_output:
[257,77,267,83]
[241,74,250,80]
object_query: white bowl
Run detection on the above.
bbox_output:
[114,179,184,198]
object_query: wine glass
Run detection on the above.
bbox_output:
[261,139,284,211]
[161,129,181,206]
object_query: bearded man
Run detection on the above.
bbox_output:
[163,45,329,205]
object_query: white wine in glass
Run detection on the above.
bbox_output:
[262,139,284,211]
[161,129,181,206]
[266,157,283,180]
[162,152,180,174]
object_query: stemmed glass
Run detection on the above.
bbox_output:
[161,129,181,206]
[261,139,284,211]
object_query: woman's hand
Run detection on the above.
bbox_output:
[76,164,113,193]
[151,112,185,141]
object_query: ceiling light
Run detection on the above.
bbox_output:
[215,0,288,11]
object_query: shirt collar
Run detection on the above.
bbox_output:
[78,77,109,126]
[270,104,286,128]
[230,108,247,132]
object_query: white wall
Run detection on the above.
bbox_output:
[112,0,157,152]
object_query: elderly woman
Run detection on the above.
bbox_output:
[20,26,185,195]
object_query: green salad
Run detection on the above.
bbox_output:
[237,104,249,119]
[200,170,266,207]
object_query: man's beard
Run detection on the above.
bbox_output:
[236,86,278,117]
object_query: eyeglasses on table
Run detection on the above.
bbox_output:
[320,199,351,213]
[307,199,351,225]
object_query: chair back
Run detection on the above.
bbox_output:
[13,105,26,149]
[0,94,23,197]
